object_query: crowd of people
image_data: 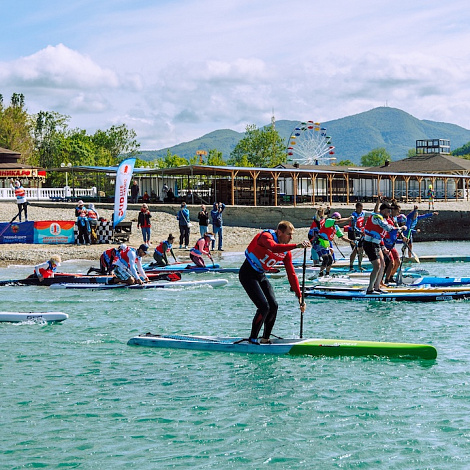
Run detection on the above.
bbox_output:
[307,197,438,294]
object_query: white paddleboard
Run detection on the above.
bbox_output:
[50,279,228,289]
[0,312,68,322]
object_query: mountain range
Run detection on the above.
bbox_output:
[136,107,470,166]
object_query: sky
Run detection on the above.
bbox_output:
[1,0,469,150]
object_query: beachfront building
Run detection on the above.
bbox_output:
[4,138,469,206]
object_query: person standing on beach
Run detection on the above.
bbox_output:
[10,179,28,222]
[176,202,191,249]
[427,185,435,210]
[137,203,152,244]
[75,200,85,217]
[239,221,310,344]
[130,180,139,203]
[211,202,225,251]
[197,205,209,237]
[76,210,91,245]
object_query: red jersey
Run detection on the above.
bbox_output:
[245,230,301,298]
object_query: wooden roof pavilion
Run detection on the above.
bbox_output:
[53,159,470,206]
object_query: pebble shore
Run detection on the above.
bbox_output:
[0,199,467,267]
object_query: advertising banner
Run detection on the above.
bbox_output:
[113,157,136,228]
[34,221,76,244]
[0,221,34,244]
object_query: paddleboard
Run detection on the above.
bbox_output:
[143,263,222,272]
[127,333,437,360]
[0,271,178,287]
[143,263,282,276]
[50,279,228,290]
[308,285,470,293]
[0,312,68,322]
[305,289,470,302]
[410,276,470,287]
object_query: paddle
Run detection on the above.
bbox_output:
[333,239,346,259]
[300,247,307,338]
[148,272,181,282]
[0,212,20,239]
[401,237,420,263]
[396,245,406,286]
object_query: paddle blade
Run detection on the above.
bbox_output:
[166,272,182,282]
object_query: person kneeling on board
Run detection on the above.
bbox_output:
[112,244,150,285]
[87,245,125,275]
[239,221,310,345]
[153,234,178,267]
[33,255,62,283]
[189,232,215,268]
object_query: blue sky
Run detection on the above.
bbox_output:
[1,0,469,150]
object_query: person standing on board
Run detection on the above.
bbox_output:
[10,179,28,222]
[33,255,62,283]
[190,232,215,268]
[403,205,438,258]
[347,198,380,271]
[239,221,310,344]
[363,202,402,294]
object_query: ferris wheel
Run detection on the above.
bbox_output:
[286,121,336,165]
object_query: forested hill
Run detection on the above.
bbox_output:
[137,107,470,165]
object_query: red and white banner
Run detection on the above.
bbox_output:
[113,158,136,228]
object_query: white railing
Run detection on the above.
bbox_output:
[0,187,95,201]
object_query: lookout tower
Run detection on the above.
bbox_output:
[416,139,450,155]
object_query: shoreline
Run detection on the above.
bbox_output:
[0,199,469,267]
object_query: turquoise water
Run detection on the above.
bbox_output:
[2,242,470,469]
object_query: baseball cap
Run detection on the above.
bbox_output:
[138,243,149,254]
[332,212,341,219]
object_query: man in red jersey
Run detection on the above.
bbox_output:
[239,221,310,344]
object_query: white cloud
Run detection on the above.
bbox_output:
[1,0,470,148]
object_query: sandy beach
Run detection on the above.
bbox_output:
[0,202,262,267]
[0,199,468,267]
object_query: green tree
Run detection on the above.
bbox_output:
[337,159,355,166]
[228,124,286,167]
[157,149,189,168]
[360,147,391,167]
[206,149,226,166]
[407,148,417,158]
[452,141,470,157]
[0,93,34,162]
[32,111,70,169]
[91,124,140,161]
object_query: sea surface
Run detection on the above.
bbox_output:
[2,242,470,469]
